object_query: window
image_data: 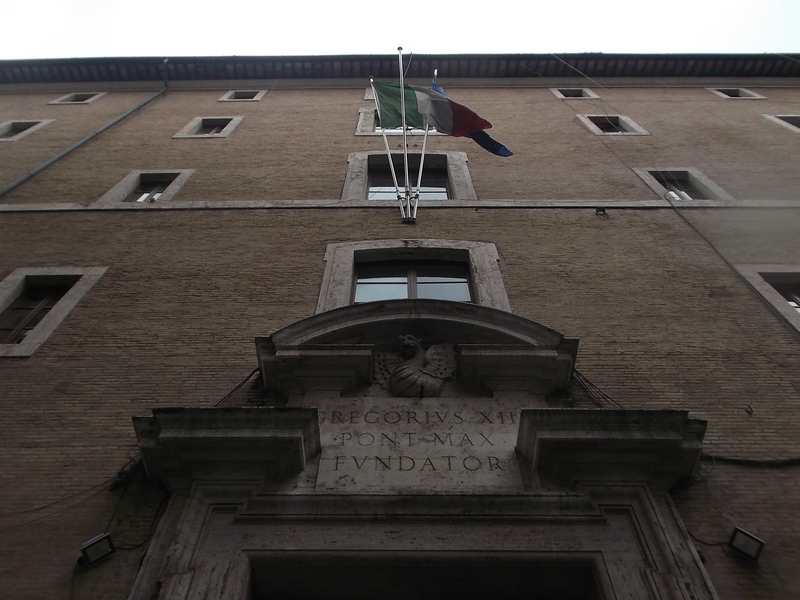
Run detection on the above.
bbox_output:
[368,154,448,200]
[0,267,107,357]
[343,152,476,202]
[49,92,106,104]
[551,88,599,99]
[0,279,77,344]
[317,240,511,312]
[124,173,179,203]
[707,88,764,99]
[355,261,471,303]
[577,114,649,136]
[0,120,53,142]
[634,168,734,202]
[218,90,267,102]
[735,266,800,334]
[355,108,441,136]
[93,170,195,206]
[173,116,243,138]
[764,114,800,133]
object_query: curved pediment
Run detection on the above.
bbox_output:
[264,299,571,349]
[256,300,579,399]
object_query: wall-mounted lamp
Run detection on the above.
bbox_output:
[80,533,115,565]
[729,527,765,560]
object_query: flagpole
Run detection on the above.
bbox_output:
[397,47,413,223]
[370,77,405,219]
[413,118,430,221]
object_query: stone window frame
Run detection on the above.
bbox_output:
[173,116,244,139]
[550,88,600,99]
[343,151,476,202]
[735,265,800,334]
[0,119,54,142]
[763,114,800,134]
[633,167,734,202]
[355,107,443,136]
[0,267,107,357]
[48,92,107,105]
[218,90,268,102]
[706,88,765,100]
[577,114,649,136]
[316,239,511,313]
[93,169,195,206]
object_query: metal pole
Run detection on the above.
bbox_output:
[397,47,413,222]
[370,77,405,219]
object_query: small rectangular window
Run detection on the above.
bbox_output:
[707,88,764,99]
[578,114,649,136]
[218,90,267,102]
[551,88,599,99]
[124,173,179,203]
[771,282,800,313]
[0,278,78,344]
[173,116,243,138]
[0,120,53,141]
[49,92,106,104]
[634,168,733,202]
[648,171,707,200]
[354,261,471,304]
[0,267,106,357]
[764,114,800,133]
[366,154,450,201]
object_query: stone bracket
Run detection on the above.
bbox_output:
[516,409,706,490]
[133,407,320,490]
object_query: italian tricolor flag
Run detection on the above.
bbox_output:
[372,82,512,157]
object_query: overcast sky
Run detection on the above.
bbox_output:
[2,0,799,60]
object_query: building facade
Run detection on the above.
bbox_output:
[1,53,800,599]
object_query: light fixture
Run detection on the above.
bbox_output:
[729,527,765,560]
[80,533,115,565]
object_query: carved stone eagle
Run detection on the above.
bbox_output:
[374,334,457,397]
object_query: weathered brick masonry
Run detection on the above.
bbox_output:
[1,54,799,599]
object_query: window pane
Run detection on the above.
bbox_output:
[417,282,471,301]
[417,264,469,282]
[357,264,408,281]
[354,283,409,303]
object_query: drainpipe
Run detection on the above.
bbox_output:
[0,58,170,198]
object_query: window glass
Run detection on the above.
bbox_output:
[0,281,74,344]
[354,262,470,303]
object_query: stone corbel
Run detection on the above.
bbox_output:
[133,407,320,491]
[516,409,706,490]
[256,338,374,398]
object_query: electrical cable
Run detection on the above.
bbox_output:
[213,366,260,407]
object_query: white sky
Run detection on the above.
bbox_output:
[1,0,798,60]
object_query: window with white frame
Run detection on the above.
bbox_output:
[735,266,800,334]
[354,261,472,303]
[93,170,195,206]
[49,92,107,105]
[577,114,649,136]
[763,115,800,133]
[173,117,244,138]
[550,88,599,99]
[634,168,734,202]
[367,154,449,201]
[0,267,107,357]
[316,240,511,313]
[0,120,54,142]
[218,90,268,102]
[343,152,476,202]
[707,88,764,99]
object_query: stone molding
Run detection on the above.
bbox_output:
[133,407,320,490]
[517,408,706,490]
[256,299,578,400]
